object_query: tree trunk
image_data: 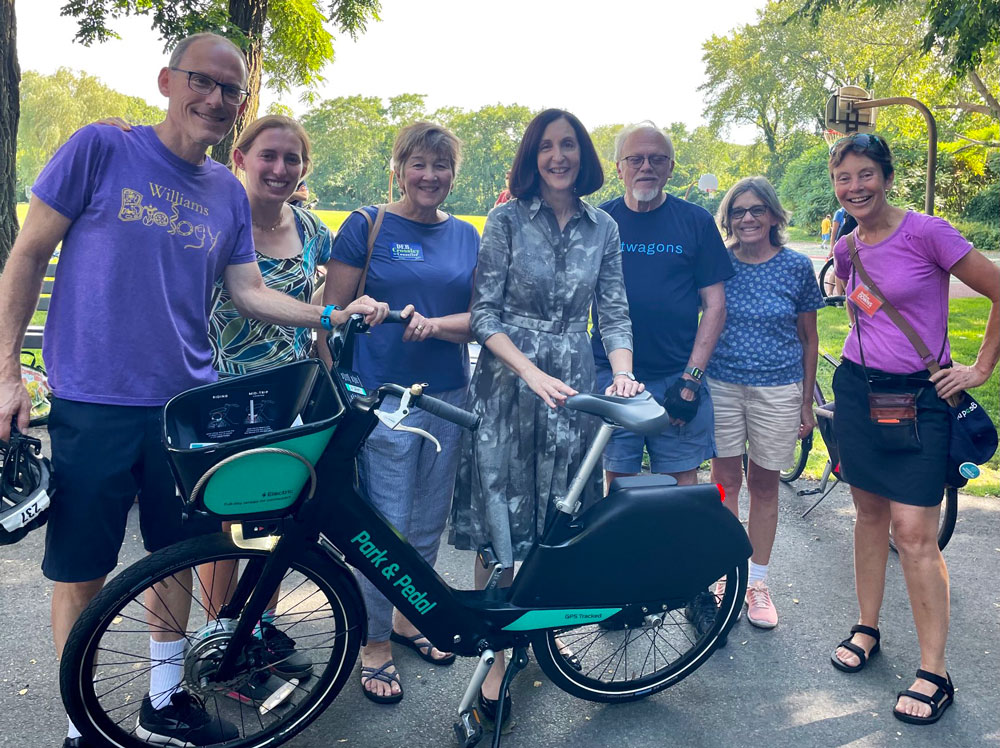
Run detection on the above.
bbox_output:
[0,0,21,270]
[211,0,268,167]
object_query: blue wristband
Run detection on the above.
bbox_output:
[320,304,340,331]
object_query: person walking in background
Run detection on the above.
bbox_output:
[821,213,832,251]
[591,121,732,637]
[708,177,825,630]
[322,122,480,704]
[494,169,513,207]
[827,133,999,725]
[451,109,640,731]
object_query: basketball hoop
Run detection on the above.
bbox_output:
[698,173,718,195]
[823,129,842,148]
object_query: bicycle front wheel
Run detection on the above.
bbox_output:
[888,485,958,553]
[530,560,747,703]
[61,533,363,748]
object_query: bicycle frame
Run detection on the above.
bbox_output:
[208,319,750,680]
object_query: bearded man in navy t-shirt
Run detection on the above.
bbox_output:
[0,33,384,748]
[593,122,732,488]
[592,122,733,639]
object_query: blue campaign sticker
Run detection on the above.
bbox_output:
[390,242,424,261]
[958,462,980,480]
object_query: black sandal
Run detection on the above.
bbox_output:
[830,624,880,673]
[360,660,403,704]
[477,688,515,734]
[893,669,954,725]
[390,630,456,666]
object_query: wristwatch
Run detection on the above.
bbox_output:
[320,304,342,331]
[613,371,636,381]
[684,366,704,381]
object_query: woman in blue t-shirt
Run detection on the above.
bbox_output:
[708,176,825,630]
[323,122,480,705]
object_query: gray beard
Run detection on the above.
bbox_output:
[630,186,661,203]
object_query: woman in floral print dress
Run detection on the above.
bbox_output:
[450,109,640,725]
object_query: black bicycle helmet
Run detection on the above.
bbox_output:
[0,424,52,545]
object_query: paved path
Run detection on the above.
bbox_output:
[2,425,999,747]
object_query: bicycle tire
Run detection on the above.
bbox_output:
[818,257,837,299]
[61,533,363,748]
[530,560,747,703]
[780,434,811,483]
[888,485,958,553]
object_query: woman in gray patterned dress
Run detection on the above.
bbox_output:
[450,109,640,724]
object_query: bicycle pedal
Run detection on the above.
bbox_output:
[453,709,483,747]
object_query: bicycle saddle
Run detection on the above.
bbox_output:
[565,391,672,435]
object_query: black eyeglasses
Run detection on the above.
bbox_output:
[618,154,672,169]
[171,68,248,105]
[728,205,769,220]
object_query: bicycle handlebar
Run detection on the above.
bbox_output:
[824,295,846,306]
[380,384,480,431]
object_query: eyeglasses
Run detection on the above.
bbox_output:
[618,154,672,169]
[728,205,769,220]
[171,68,248,106]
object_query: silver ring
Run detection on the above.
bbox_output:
[416,325,425,331]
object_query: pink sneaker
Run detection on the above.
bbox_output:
[714,578,726,604]
[745,580,778,629]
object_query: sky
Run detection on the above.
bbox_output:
[16,0,767,144]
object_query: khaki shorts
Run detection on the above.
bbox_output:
[707,377,803,471]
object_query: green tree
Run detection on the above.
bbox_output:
[16,69,163,199]
[792,0,1000,77]
[437,103,536,214]
[302,94,426,209]
[58,0,383,164]
[779,143,840,225]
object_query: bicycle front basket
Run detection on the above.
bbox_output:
[163,359,344,519]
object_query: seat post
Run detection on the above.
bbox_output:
[554,422,615,516]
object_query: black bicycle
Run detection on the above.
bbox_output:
[60,314,751,748]
[780,349,958,552]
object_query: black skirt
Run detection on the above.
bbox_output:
[832,358,949,506]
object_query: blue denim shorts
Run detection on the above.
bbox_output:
[595,367,716,475]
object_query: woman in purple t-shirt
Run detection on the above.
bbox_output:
[827,133,999,725]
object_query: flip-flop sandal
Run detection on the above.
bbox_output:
[893,669,954,725]
[830,624,880,673]
[360,660,403,704]
[390,630,456,666]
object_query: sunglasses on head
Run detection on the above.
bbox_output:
[833,132,885,151]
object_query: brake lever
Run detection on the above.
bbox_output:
[374,386,442,453]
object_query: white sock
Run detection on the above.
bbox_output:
[149,637,186,710]
[67,716,81,739]
[749,562,768,585]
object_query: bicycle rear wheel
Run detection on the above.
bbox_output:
[888,485,958,553]
[61,533,363,748]
[818,257,837,299]
[780,433,812,483]
[530,560,747,703]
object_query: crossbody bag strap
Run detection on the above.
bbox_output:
[354,204,387,298]
[846,233,941,374]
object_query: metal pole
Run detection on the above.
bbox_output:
[851,97,937,215]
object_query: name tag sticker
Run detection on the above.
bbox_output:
[848,284,883,317]
[390,242,424,261]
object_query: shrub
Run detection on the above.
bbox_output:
[951,219,1000,252]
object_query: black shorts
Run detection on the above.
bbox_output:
[42,397,217,583]
[832,359,948,506]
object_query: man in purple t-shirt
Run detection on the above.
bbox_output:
[0,33,383,748]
